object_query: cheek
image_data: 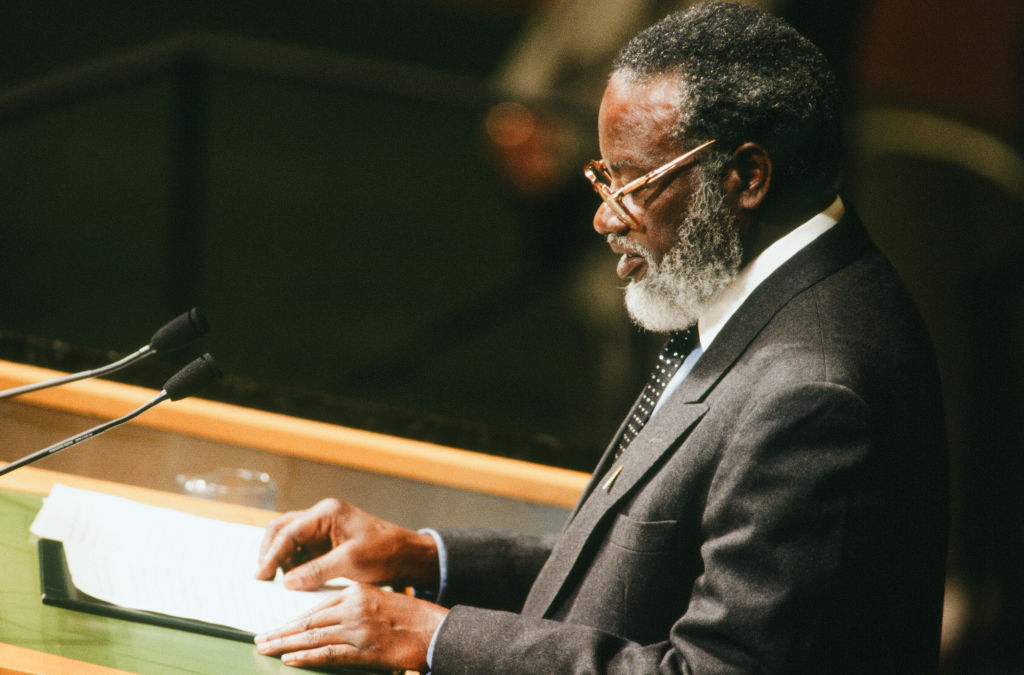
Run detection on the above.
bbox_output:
[641,212,684,263]
[640,182,696,260]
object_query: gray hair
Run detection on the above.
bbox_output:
[613,1,842,198]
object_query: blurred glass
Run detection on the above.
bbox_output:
[176,467,277,510]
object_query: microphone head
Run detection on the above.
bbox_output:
[162,353,222,401]
[149,308,210,353]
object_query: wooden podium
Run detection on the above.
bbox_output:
[0,360,589,673]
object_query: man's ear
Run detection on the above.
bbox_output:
[728,142,772,212]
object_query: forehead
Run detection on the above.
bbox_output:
[597,73,685,169]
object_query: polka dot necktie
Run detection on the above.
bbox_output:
[613,327,698,461]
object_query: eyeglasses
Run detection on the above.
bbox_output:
[583,139,717,226]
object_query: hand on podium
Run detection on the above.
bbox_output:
[253,498,447,671]
[254,583,446,671]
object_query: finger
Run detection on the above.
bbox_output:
[258,509,308,559]
[255,540,313,581]
[290,588,347,621]
[280,644,361,668]
[255,594,345,644]
[280,545,354,590]
[258,632,362,668]
[255,514,324,580]
[255,512,300,578]
[253,539,289,580]
[255,624,350,657]
[255,600,348,652]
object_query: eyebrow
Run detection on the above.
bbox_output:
[608,158,643,175]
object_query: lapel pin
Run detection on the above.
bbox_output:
[602,464,624,492]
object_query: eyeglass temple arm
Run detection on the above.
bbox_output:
[617,139,717,195]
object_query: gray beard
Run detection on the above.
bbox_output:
[616,170,742,332]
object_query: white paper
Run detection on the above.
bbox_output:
[30,484,352,635]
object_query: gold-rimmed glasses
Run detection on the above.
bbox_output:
[583,139,717,226]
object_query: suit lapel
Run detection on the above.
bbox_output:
[569,381,651,513]
[522,400,709,617]
[526,213,873,618]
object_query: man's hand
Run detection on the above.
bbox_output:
[254,498,439,591]
[254,584,448,672]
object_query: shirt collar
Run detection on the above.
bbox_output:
[697,196,845,350]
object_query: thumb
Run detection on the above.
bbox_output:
[281,549,346,590]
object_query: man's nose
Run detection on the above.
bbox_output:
[592,201,630,236]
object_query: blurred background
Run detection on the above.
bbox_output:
[0,0,1021,670]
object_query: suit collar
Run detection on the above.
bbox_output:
[698,196,844,350]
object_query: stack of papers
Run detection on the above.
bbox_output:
[30,484,352,635]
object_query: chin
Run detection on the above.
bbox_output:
[624,282,699,333]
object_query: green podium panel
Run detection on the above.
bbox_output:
[0,489,379,675]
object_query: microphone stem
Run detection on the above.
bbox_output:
[0,391,168,477]
[0,345,153,400]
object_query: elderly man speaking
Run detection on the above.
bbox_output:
[253,3,948,672]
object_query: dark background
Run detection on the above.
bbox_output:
[1,1,1022,671]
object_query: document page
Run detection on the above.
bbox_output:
[30,483,352,635]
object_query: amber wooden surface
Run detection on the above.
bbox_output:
[0,359,588,509]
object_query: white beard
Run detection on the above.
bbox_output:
[617,170,742,332]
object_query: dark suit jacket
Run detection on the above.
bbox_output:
[433,210,948,674]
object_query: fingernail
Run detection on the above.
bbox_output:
[256,638,279,653]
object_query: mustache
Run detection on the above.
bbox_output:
[606,234,651,259]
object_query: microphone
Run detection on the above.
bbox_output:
[0,308,210,400]
[0,354,222,478]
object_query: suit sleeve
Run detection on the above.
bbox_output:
[431,381,883,674]
[431,528,558,612]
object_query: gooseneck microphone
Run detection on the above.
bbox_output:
[0,308,210,400]
[0,354,222,477]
